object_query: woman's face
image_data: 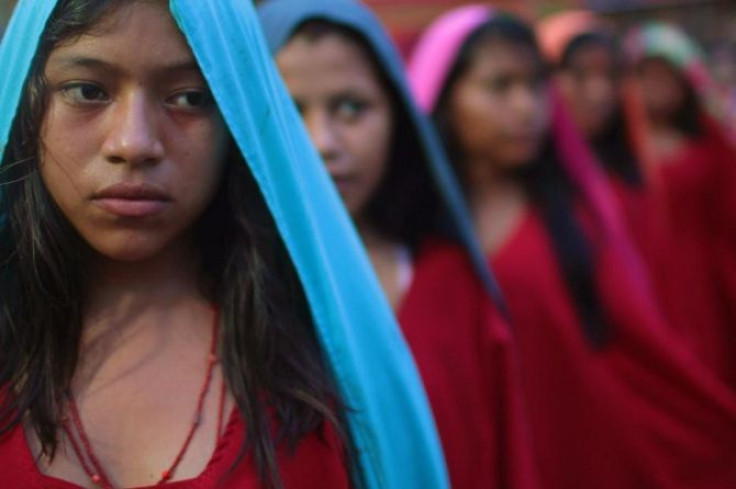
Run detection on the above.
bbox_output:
[276,30,394,220]
[637,57,688,123]
[558,42,620,140]
[446,38,550,174]
[40,0,229,263]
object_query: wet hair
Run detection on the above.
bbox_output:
[0,1,347,487]
[561,32,644,187]
[289,19,449,251]
[434,14,610,348]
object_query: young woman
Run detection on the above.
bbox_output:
[538,11,644,188]
[259,1,539,488]
[624,23,736,386]
[0,0,448,488]
[410,6,736,489]
[541,14,736,385]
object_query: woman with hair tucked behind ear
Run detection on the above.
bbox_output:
[0,1,450,488]
[410,6,736,489]
[259,1,540,488]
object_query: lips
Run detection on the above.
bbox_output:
[331,176,353,194]
[92,182,171,218]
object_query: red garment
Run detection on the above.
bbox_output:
[491,210,736,489]
[398,240,539,489]
[614,127,736,387]
[0,409,349,488]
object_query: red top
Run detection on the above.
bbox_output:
[614,126,736,387]
[398,240,539,489]
[0,408,350,488]
[491,210,736,489]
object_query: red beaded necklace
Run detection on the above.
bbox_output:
[62,309,226,488]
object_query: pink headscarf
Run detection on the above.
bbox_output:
[536,10,602,64]
[408,4,493,114]
[407,5,650,287]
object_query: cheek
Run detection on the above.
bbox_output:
[451,88,504,146]
[39,125,96,215]
[535,96,552,131]
[641,73,682,110]
[179,160,219,208]
[343,111,393,210]
[176,134,229,212]
[557,74,581,107]
[40,156,81,216]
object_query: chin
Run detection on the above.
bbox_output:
[85,234,174,263]
[502,150,539,170]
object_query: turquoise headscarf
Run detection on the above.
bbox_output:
[0,1,447,488]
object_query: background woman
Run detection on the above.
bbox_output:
[410,6,736,488]
[0,0,447,487]
[259,1,538,487]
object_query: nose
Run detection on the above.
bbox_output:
[587,76,616,109]
[303,109,341,166]
[101,92,165,166]
[510,82,546,127]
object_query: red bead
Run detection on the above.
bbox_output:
[91,474,102,484]
[161,469,171,481]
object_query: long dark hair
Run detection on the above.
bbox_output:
[0,1,347,487]
[290,20,448,252]
[561,32,644,187]
[434,15,610,348]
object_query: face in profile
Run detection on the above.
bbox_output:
[558,42,620,140]
[276,30,394,222]
[40,0,229,263]
[637,57,688,123]
[446,38,550,176]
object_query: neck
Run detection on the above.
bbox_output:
[355,219,411,310]
[646,117,688,159]
[464,156,529,255]
[80,237,212,355]
[465,155,525,210]
[85,239,205,318]
[356,220,398,251]
[75,238,214,390]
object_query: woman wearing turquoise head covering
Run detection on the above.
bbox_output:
[0,1,448,488]
[258,2,538,489]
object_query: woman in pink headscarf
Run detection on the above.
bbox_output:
[409,6,736,489]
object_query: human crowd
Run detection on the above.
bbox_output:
[0,1,734,488]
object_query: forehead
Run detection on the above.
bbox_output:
[568,43,616,69]
[276,33,385,95]
[46,1,196,72]
[637,56,684,82]
[467,38,542,77]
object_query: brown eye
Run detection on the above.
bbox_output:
[61,83,108,103]
[485,77,512,94]
[167,89,214,110]
[333,98,367,122]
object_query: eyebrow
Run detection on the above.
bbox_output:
[49,55,202,76]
